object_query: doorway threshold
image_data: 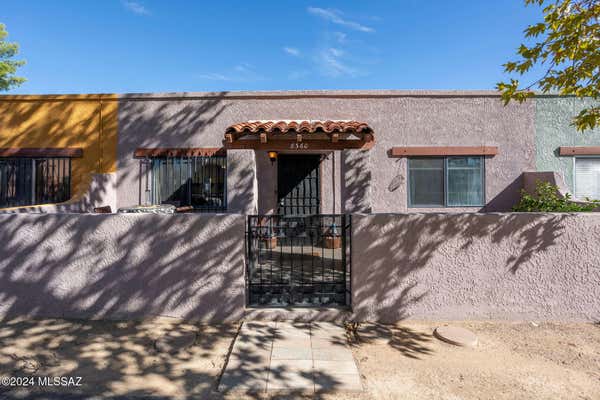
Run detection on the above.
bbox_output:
[243,306,352,322]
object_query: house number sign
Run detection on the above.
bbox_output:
[290,143,309,150]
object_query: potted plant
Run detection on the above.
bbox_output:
[259,219,278,249]
[323,222,342,249]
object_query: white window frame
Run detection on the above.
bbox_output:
[573,156,600,200]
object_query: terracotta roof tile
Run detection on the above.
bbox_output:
[226,120,372,135]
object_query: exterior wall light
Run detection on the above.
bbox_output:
[268,151,278,165]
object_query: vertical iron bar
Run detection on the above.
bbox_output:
[51,159,55,202]
[321,215,325,304]
[41,159,46,204]
[1,161,5,206]
[179,156,183,205]
[194,156,198,209]
[2,161,6,206]
[347,214,352,307]
[341,214,346,305]
[15,159,21,206]
[67,159,71,201]
[185,156,189,206]
[300,214,304,304]
[258,216,262,304]
[223,155,227,212]
[279,216,284,303]
[61,158,64,201]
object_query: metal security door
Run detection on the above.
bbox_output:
[277,154,320,215]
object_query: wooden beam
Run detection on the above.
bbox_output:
[134,147,225,158]
[224,130,246,143]
[0,148,83,158]
[260,133,267,144]
[390,146,498,157]
[331,133,339,143]
[559,146,600,156]
[296,134,302,143]
[224,139,374,151]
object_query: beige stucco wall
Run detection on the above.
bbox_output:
[352,213,600,322]
[116,91,535,212]
[1,212,598,322]
[0,213,245,321]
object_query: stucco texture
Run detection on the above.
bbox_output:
[535,96,600,193]
[0,95,118,205]
[0,213,245,321]
[352,213,600,322]
[117,91,535,212]
[1,212,598,323]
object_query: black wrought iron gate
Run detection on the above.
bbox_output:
[247,214,351,306]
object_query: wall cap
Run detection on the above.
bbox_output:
[0,148,83,158]
[390,146,498,157]
[559,146,600,156]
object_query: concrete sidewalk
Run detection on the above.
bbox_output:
[218,321,362,394]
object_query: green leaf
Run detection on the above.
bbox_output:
[0,23,26,91]
[497,0,600,132]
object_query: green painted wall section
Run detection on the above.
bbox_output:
[535,97,600,193]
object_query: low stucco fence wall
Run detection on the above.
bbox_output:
[1,212,598,322]
[0,213,246,321]
[352,213,600,322]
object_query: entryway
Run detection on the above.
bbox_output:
[247,153,351,307]
[247,214,350,306]
[277,154,321,215]
[218,321,362,393]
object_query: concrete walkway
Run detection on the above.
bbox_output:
[218,321,362,394]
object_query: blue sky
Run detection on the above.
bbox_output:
[3,1,544,94]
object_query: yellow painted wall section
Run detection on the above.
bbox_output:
[0,94,118,200]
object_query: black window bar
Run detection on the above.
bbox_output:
[149,155,227,212]
[0,157,71,208]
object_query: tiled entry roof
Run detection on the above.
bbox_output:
[226,120,373,135]
[225,120,375,150]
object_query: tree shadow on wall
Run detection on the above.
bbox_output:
[0,211,351,396]
[0,213,249,399]
[351,212,571,358]
[0,97,117,210]
[341,149,372,213]
[0,93,279,397]
[0,98,108,152]
[116,93,230,206]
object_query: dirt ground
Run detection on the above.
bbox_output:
[348,321,600,400]
[0,318,598,399]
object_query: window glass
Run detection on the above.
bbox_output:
[447,156,484,206]
[575,158,600,200]
[408,156,484,207]
[408,158,444,206]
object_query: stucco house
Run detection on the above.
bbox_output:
[0,90,599,318]
[1,91,598,215]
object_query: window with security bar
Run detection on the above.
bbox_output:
[149,155,227,212]
[0,158,72,208]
